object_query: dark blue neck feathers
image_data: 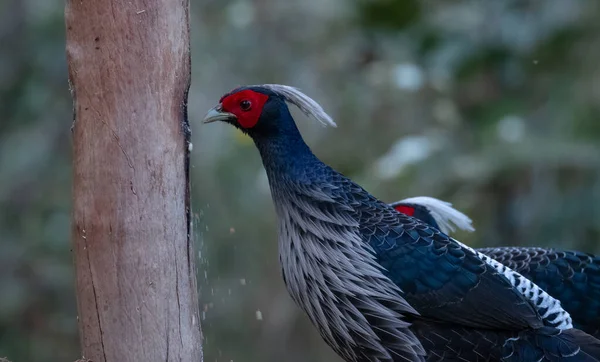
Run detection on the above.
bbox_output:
[251,103,321,181]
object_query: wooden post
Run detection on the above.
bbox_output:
[65,1,202,361]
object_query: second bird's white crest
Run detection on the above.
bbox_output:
[396,196,475,234]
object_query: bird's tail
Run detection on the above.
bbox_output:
[503,327,600,362]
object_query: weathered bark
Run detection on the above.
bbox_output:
[66,1,202,361]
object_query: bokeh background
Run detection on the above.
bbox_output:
[1,0,600,361]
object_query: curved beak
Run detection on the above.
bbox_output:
[203,105,237,124]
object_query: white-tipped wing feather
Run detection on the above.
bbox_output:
[390,196,573,329]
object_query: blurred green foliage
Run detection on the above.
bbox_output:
[356,0,421,31]
[1,0,599,361]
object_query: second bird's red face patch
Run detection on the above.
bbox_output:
[221,89,269,129]
[393,205,415,216]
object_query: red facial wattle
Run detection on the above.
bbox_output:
[220,89,269,129]
[394,205,415,216]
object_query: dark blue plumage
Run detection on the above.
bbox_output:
[390,198,600,338]
[204,84,600,361]
[479,247,600,338]
[355,198,542,331]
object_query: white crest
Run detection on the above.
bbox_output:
[255,84,337,128]
[392,196,475,234]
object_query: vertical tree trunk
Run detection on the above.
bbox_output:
[65,1,202,361]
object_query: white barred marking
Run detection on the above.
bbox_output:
[454,239,573,329]
[390,196,572,329]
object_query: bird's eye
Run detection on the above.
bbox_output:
[240,100,252,111]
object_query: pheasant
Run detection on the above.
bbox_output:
[389,196,600,338]
[203,84,600,361]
